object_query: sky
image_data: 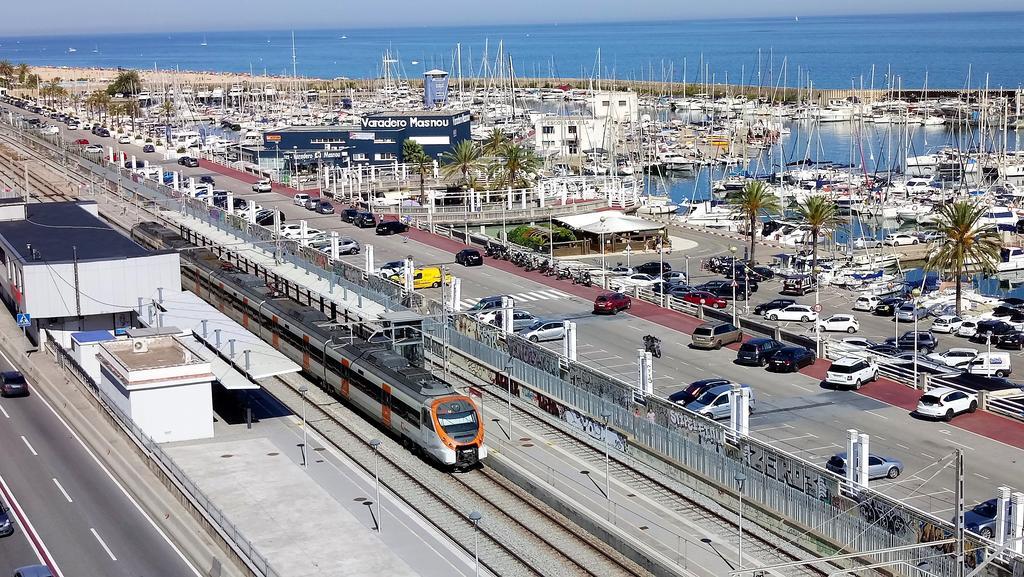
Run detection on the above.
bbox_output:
[1,0,1021,35]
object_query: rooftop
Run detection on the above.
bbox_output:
[103,336,202,371]
[0,202,150,263]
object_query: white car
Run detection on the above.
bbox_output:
[293,193,311,206]
[252,178,273,192]
[931,315,963,334]
[852,237,883,249]
[915,386,978,421]
[825,357,878,389]
[117,135,131,144]
[764,304,818,322]
[926,348,979,369]
[818,314,859,333]
[83,144,103,154]
[609,273,660,290]
[956,319,980,338]
[852,295,880,312]
[279,224,323,240]
[841,337,876,349]
[883,233,920,246]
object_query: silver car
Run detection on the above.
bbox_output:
[825,452,903,480]
[493,310,538,332]
[686,383,755,420]
[518,320,566,343]
[962,498,1013,539]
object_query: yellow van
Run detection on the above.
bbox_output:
[389,266,452,289]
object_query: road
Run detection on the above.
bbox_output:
[0,349,202,577]
[6,106,1024,519]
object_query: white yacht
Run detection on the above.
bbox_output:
[895,203,934,222]
[979,205,1018,228]
[636,194,680,215]
[997,247,1024,272]
[674,201,743,231]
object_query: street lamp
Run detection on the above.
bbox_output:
[299,384,309,468]
[468,511,483,577]
[601,411,611,501]
[599,215,608,289]
[730,246,738,325]
[911,288,921,387]
[735,472,747,568]
[369,438,382,532]
[684,255,690,285]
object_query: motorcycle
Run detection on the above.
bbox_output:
[643,335,662,359]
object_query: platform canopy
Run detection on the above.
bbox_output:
[555,210,664,235]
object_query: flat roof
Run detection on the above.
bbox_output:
[370,109,468,118]
[103,337,202,371]
[0,202,150,263]
[71,330,114,344]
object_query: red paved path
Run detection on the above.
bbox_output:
[199,159,318,196]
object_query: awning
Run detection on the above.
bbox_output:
[555,210,665,235]
[179,337,260,390]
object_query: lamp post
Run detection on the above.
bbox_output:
[684,255,690,285]
[912,288,922,387]
[468,511,483,577]
[369,438,382,532]
[599,215,608,289]
[601,412,611,501]
[730,246,738,325]
[735,472,747,568]
[299,384,309,468]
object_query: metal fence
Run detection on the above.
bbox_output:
[47,342,280,577]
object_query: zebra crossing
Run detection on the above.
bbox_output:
[460,288,574,310]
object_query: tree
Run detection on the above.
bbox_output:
[491,143,540,191]
[157,99,175,125]
[86,90,111,121]
[0,60,12,87]
[926,200,1002,315]
[40,79,67,107]
[482,128,508,156]
[794,194,841,276]
[440,140,482,187]
[15,63,29,85]
[402,139,432,204]
[726,180,779,265]
[106,70,142,96]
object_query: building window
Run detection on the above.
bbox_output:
[568,145,579,154]
[352,153,367,161]
[568,126,577,134]
[602,101,610,107]
[376,153,397,161]
[542,126,554,134]
[618,100,627,106]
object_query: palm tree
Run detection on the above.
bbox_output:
[0,60,13,87]
[482,128,508,156]
[157,99,175,125]
[86,90,111,121]
[927,200,1002,315]
[106,70,142,96]
[794,194,841,275]
[491,143,541,191]
[440,140,482,187]
[726,180,779,265]
[402,139,432,204]
[15,63,29,85]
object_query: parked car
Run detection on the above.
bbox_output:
[177,156,199,167]
[0,371,28,397]
[895,302,929,322]
[316,200,335,214]
[753,298,796,316]
[780,275,815,295]
[686,383,756,420]
[593,292,631,315]
[142,144,155,153]
[376,220,409,235]
[963,498,1014,539]
[609,273,661,291]
[340,208,360,223]
[455,248,483,267]
[73,138,89,145]
[117,135,131,144]
[766,346,815,372]
[518,320,566,343]
[883,233,920,246]
[915,386,978,421]
[841,337,877,349]
[634,261,671,276]
[873,297,904,316]
[926,348,979,369]
[661,271,688,284]
[896,330,939,353]
[763,304,818,322]
[252,178,273,192]
[825,357,878,389]
[335,237,360,255]
[667,379,730,407]
[825,452,903,480]
[998,330,1024,350]
[866,343,902,356]
[83,144,103,154]
[969,320,1016,346]
[12,565,52,577]
[818,314,860,333]
[303,197,321,210]
[681,291,728,309]
[735,338,786,367]
[852,236,883,249]
[931,315,964,334]
[852,295,881,312]
[488,310,538,332]
[691,322,743,350]
[354,212,377,228]
[292,193,311,206]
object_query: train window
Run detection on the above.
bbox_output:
[421,408,434,431]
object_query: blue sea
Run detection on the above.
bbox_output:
[2,11,1024,88]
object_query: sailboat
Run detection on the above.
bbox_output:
[92,44,99,53]
[67,47,77,53]
[200,35,208,47]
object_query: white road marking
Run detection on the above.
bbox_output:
[90,528,117,561]
[52,478,73,503]
[864,410,889,420]
[920,452,937,459]
[948,439,975,451]
[0,470,62,574]
[774,433,818,443]
[512,293,539,301]
[897,443,911,450]
[752,424,794,432]
[0,402,8,418]
[973,472,991,480]
[21,435,38,456]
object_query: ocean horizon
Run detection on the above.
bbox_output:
[2,11,1024,89]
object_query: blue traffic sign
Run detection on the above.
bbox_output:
[16,313,30,327]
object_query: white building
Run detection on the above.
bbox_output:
[590,91,639,123]
[0,200,181,346]
[534,116,608,158]
[97,334,215,443]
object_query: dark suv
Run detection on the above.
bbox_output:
[970,320,1016,345]
[376,221,409,235]
[354,212,377,228]
[340,208,360,223]
[736,338,786,366]
[635,261,671,276]
[896,330,939,353]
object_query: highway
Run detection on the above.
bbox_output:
[6,106,1024,519]
[0,349,202,577]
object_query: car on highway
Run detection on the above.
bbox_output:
[931,315,964,334]
[83,144,103,154]
[681,291,728,309]
[254,209,284,226]
[667,378,730,407]
[518,319,566,343]
[852,295,881,312]
[0,497,12,537]
[735,338,786,366]
[687,383,755,420]
[252,178,273,192]
[388,266,451,289]
[178,156,199,168]
[316,200,335,214]
[872,297,904,316]
[593,292,631,315]
[825,452,903,480]
[824,357,878,389]
[883,233,920,246]
[925,348,979,369]
[753,298,796,316]
[969,320,1016,346]
[467,295,506,314]
[142,143,155,153]
[763,304,818,322]
[635,261,671,276]
[766,346,815,372]
[12,565,52,577]
[817,314,859,333]
[963,498,1013,539]
[690,321,743,350]
[303,197,320,210]
[117,135,132,144]
[73,138,89,145]
[0,371,28,397]
[455,248,483,267]
[964,351,1013,377]
[376,220,409,235]
[896,330,939,353]
[895,302,929,322]
[914,386,978,421]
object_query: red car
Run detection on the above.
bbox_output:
[682,291,728,309]
[73,138,89,145]
[593,292,631,314]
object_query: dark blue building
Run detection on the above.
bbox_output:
[244,110,471,175]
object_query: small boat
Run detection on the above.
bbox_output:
[200,35,208,46]
[67,47,77,53]
[636,194,680,215]
[997,247,1024,272]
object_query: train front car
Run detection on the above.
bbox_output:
[430,396,487,469]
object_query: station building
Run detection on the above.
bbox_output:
[243,110,472,175]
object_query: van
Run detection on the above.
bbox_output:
[780,275,815,296]
[686,383,756,420]
[389,266,452,289]
[691,322,743,350]
[964,352,1012,377]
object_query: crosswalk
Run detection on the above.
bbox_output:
[460,288,574,310]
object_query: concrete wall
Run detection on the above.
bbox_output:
[131,382,214,444]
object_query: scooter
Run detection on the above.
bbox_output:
[643,335,662,359]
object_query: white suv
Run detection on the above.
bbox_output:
[824,357,878,389]
[252,178,273,192]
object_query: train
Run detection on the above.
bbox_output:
[131,221,487,468]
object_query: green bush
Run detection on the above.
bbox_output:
[508,224,576,250]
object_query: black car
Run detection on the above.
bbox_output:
[866,344,902,356]
[969,320,1016,345]
[199,175,216,185]
[737,265,775,282]
[997,330,1024,350]
[0,371,28,397]
[255,210,284,226]
[0,497,12,537]
[340,208,360,223]
[753,298,796,316]
[873,297,904,316]
[178,156,199,168]
[896,330,939,353]
[142,144,155,153]
[710,283,751,301]
[316,200,335,214]
[455,248,483,267]
[696,280,730,292]
[97,128,110,137]
[668,378,730,406]
[353,212,377,228]
[736,338,786,367]
[766,346,815,372]
[375,221,409,235]
[635,261,672,276]
[990,305,1022,318]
